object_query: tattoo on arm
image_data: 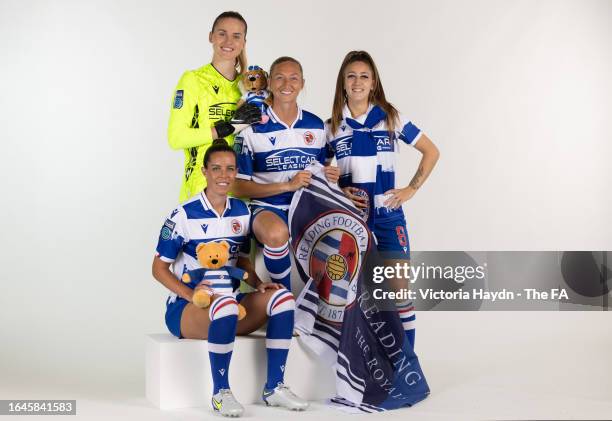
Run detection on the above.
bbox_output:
[409,166,424,189]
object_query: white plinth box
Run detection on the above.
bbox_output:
[146,332,336,409]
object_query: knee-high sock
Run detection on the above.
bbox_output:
[208,296,239,394]
[265,289,295,389]
[396,300,416,348]
[263,243,291,290]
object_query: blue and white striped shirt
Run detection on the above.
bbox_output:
[235,105,331,210]
[326,104,422,225]
[155,192,251,301]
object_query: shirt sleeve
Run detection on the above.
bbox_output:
[167,71,214,150]
[397,113,423,146]
[235,129,254,180]
[237,205,252,258]
[155,207,188,262]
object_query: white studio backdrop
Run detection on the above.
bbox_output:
[0,0,611,397]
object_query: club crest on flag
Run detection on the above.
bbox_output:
[294,210,369,325]
[289,163,429,412]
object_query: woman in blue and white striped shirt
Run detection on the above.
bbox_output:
[327,50,440,347]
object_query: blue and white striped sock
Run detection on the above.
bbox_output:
[208,296,238,394]
[396,300,416,348]
[263,243,292,290]
[265,289,295,389]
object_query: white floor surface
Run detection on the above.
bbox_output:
[2,312,611,420]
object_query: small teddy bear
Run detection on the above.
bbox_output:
[238,65,270,115]
[181,240,247,320]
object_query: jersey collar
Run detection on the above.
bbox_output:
[204,63,240,86]
[267,104,303,129]
[200,190,232,218]
[342,103,374,124]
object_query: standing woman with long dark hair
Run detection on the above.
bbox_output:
[168,11,262,201]
[327,51,440,348]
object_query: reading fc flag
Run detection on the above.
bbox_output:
[289,163,430,412]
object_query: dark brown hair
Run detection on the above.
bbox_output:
[203,139,237,168]
[265,56,303,106]
[330,50,399,136]
[211,11,248,74]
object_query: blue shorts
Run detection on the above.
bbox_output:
[165,296,188,338]
[165,293,247,339]
[373,216,411,260]
[249,204,288,234]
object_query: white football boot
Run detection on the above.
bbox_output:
[262,383,309,411]
[211,389,244,417]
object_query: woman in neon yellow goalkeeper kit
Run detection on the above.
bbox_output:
[168,11,262,201]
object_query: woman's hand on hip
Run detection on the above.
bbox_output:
[383,186,417,210]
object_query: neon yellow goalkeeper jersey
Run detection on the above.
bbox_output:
[168,63,241,201]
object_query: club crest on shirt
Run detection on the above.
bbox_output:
[173,90,183,109]
[231,219,242,234]
[303,131,315,146]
